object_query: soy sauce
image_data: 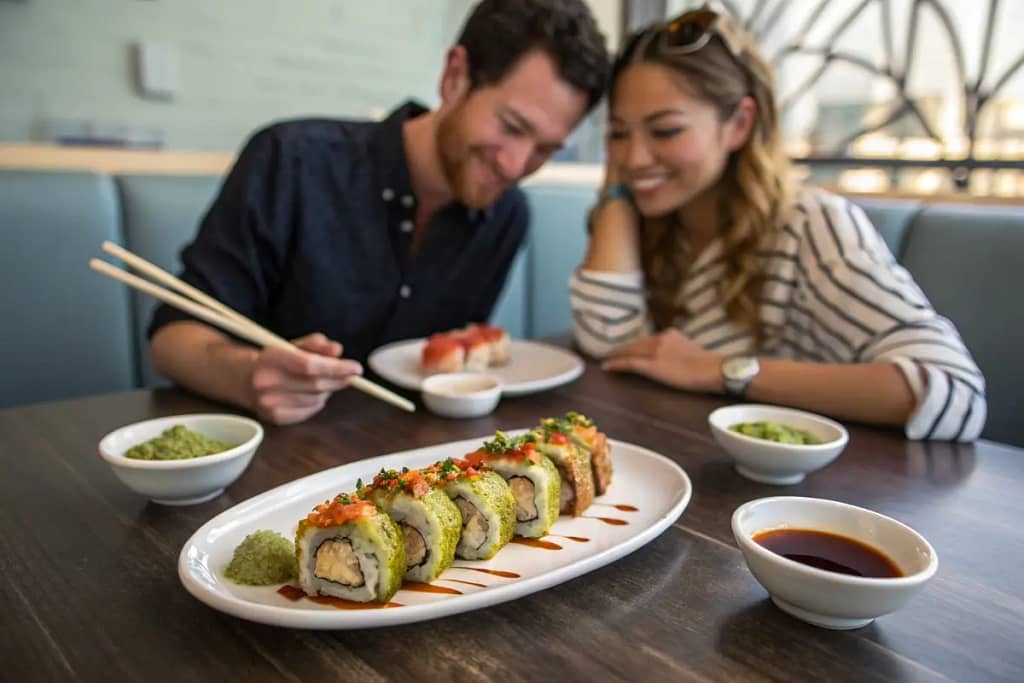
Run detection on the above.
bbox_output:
[753,529,903,578]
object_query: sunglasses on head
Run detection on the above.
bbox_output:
[640,5,746,59]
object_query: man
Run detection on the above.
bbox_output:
[149,0,609,424]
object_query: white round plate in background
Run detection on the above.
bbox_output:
[368,339,584,397]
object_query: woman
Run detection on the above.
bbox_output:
[572,8,986,441]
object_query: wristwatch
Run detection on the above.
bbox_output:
[722,356,760,397]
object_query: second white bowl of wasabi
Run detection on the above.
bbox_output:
[709,404,848,485]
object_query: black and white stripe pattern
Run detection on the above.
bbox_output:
[571,188,987,442]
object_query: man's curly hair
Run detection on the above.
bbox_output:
[456,0,610,112]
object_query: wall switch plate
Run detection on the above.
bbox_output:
[132,40,180,101]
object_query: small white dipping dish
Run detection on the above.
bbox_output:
[98,413,263,506]
[732,496,938,630]
[709,404,849,485]
[421,373,502,419]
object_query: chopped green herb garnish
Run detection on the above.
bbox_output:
[483,431,534,455]
[565,411,593,427]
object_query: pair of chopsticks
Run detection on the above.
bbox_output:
[89,242,415,413]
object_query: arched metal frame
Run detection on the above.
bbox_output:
[620,0,1024,191]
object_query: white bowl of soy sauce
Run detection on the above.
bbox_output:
[731,496,938,630]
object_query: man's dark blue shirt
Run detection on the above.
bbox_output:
[149,101,528,362]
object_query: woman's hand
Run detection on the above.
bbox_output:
[602,329,722,393]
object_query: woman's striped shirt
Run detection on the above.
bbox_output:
[570,188,987,442]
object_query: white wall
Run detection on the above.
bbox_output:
[0,0,455,151]
[0,0,621,154]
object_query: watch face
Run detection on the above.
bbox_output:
[723,356,759,380]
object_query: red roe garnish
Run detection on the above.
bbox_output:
[307,493,376,528]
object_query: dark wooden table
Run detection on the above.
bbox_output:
[3,357,1022,682]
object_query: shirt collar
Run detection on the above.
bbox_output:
[369,100,422,211]
[369,100,497,227]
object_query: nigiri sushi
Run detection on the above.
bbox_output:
[421,334,465,375]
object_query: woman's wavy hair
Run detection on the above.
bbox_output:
[611,11,793,336]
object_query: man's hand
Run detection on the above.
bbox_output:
[602,328,722,393]
[249,333,362,425]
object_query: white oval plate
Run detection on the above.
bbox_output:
[178,433,692,630]
[367,339,584,397]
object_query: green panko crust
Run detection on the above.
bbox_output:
[125,424,235,460]
[370,511,407,601]
[445,470,515,559]
[535,455,562,532]
[295,510,406,602]
[224,530,296,585]
[370,487,462,582]
[488,453,561,537]
[418,488,462,578]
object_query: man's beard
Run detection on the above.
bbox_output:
[435,107,503,209]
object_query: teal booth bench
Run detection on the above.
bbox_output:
[1,168,1021,446]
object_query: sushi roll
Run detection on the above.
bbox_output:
[562,412,613,495]
[440,457,515,560]
[534,418,596,516]
[465,323,510,365]
[465,432,561,538]
[361,467,462,583]
[295,493,405,603]
[422,334,465,375]
[451,329,491,372]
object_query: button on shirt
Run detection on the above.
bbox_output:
[149,101,528,363]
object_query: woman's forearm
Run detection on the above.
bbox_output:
[582,198,643,272]
[745,359,917,427]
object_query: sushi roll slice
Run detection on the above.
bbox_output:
[451,329,491,372]
[295,493,405,603]
[534,418,596,517]
[562,412,613,496]
[422,334,465,375]
[361,467,462,583]
[440,457,515,560]
[465,323,510,365]
[464,431,560,538]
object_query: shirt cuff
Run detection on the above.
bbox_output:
[577,269,644,288]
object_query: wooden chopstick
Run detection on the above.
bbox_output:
[89,257,415,413]
[94,249,415,413]
[101,241,260,333]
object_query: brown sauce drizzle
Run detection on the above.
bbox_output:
[277,585,305,601]
[450,566,521,578]
[593,504,638,512]
[550,535,590,543]
[401,582,461,595]
[276,585,403,609]
[510,537,562,550]
[440,578,488,588]
[584,516,629,526]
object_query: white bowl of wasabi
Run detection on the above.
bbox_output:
[99,413,263,505]
[709,404,848,485]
